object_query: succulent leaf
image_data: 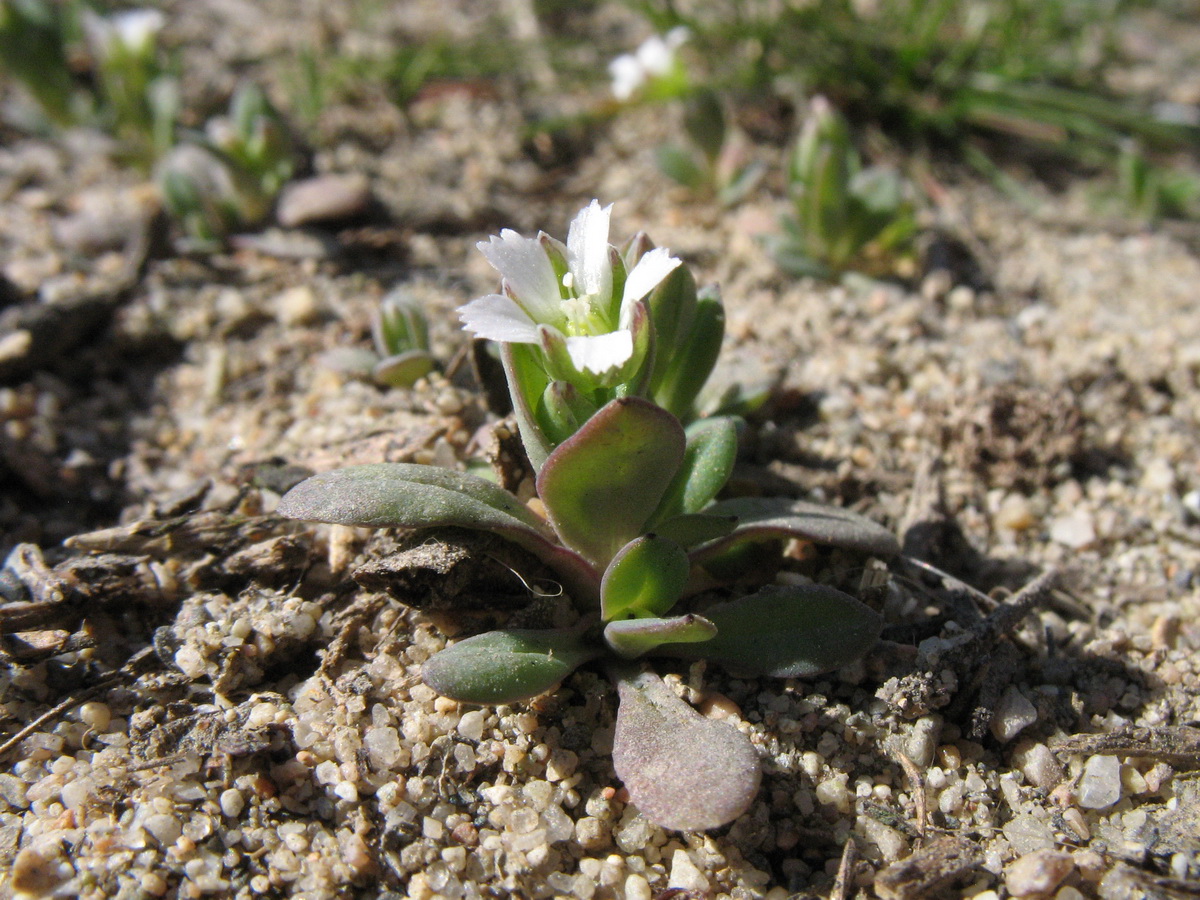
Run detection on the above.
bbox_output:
[604,614,716,658]
[422,629,599,705]
[651,416,739,523]
[537,398,685,567]
[611,666,761,831]
[660,584,882,677]
[600,535,692,621]
[277,463,599,600]
[694,496,899,563]
[652,513,739,549]
[372,350,437,388]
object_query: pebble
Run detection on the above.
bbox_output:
[275,174,372,227]
[1003,814,1057,854]
[273,285,321,327]
[996,494,1037,531]
[668,849,711,892]
[1005,850,1074,897]
[1077,755,1122,809]
[219,789,244,818]
[991,686,1038,742]
[904,716,942,767]
[1012,742,1065,790]
[1049,509,1096,548]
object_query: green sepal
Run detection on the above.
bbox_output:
[537,398,685,568]
[422,629,599,704]
[538,380,593,446]
[658,584,882,678]
[604,614,716,659]
[600,534,691,621]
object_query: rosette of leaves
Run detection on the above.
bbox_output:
[323,289,438,388]
[157,84,295,249]
[769,98,917,280]
[656,88,764,207]
[279,396,897,831]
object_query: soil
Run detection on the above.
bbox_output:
[2,3,1200,900]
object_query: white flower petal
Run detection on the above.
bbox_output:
[609,55,644,101]
[567,201,613,301]
[457,294,539,344]
[565,330,634,376]
[476,230,562,325]
[113,9,166,51]
[620,247,682,324]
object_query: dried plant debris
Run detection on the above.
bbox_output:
[873,835,984,900]
[353,527,558,614]
[1053,724,1200,769]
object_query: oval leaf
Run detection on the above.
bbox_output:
[604,614,716,659]
[372,350,436,388]
[278,463,600,601]
[422,629,598,705]
[537,398,685,567]
[695,496,899,562]
[600,535,691,620]
[612,666,761,831]
[660,584,882,677]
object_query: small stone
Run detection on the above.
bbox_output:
[1050,510,1095,549]
[143,813,183,846]
[858,816,908,862]
[276,173,371,227]
[1012,742,1065,790]
[1182,489,1200,524]
[274,285,320,327]
[668,849,710,892]
[905,716,942,767]
[219,789,245,818]
[1003,814,1056,854]
[575,816,611,851]
[991,686,1038,743]
[624,873,652,900]
[78,702,112,732]
[996,494,1037,531]
[1078,755,1122,809]
[457,710,486,742]
[11,845,71,895]
[1005,850,1074,897]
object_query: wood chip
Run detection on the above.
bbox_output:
[874,835,982,900]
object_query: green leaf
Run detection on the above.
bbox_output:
[653,287,725,420]
[604,614,715,658]
[372,350,436,388]
[659,584,881,677]
[277,463,600,600]
[502,342,553,472]
[600,535,691,621]
[651,416,739,523]
[537,398,685,567]
[652,513,738,549]
[694,496,899,562]
[683,88,727,164]
[422,629,599,704]
[611,666,761,831]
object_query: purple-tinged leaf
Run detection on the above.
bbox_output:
[612,666,761,831]
[604,614,715,658]
[660,584,882,677]
[600,535,691,621]
[277,463,599,600]
[693,496,899,565]
[423,629,599,705]
[537,398,685,567]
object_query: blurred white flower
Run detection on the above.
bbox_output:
[609,27,689,102]
[459,200,680,379]
[84,8,165,59]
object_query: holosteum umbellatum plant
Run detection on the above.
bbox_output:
[280,201,899,831]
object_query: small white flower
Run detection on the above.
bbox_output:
[609,27,689,102]
[84,8,165,60]
[459,201,681,380]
